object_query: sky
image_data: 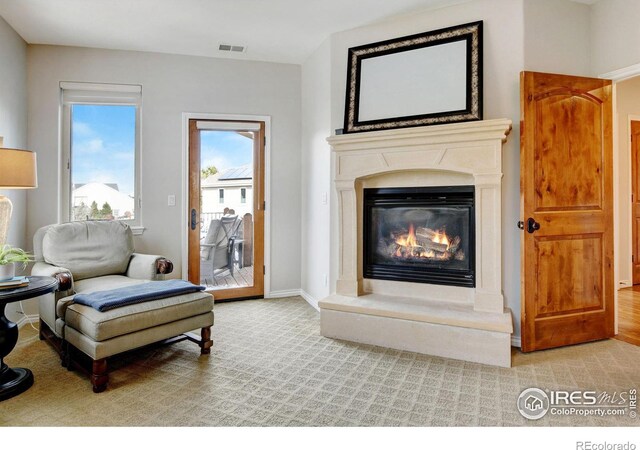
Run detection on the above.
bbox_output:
[200,130,253,174]
[71,104,136,195]
[71,106,253,195]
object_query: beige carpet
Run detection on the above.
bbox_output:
[1,296,639,426]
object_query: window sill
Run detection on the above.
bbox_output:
[131,226,146,236]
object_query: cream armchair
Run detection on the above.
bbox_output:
[32,221,213,392]
[32,221,174,339]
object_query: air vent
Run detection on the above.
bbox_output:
[219,44,246,53]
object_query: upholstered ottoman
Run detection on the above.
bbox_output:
[62,287,214,392]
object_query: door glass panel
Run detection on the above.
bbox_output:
[199,130,255,290]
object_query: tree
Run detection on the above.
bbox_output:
[101,202,113,219]
[201,165,218,179]
[90,201,101,219]
[73,202,90,221]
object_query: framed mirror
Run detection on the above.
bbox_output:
[343,21,482,134]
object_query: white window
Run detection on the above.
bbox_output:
[219,188,224,204]
[241,188,246,204]
[61,82,142,231]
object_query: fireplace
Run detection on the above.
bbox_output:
[363,186,475,287]
[320,119,514,367]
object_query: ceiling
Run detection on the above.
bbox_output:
[0,0,599,65]
[0,0,476,65]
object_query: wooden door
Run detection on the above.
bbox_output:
[520,71,614,352]
[631,121,640,284]
[188,119,265,301]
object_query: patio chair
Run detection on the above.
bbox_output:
[200,215,242,279]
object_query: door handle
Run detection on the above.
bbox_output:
[518,218,540,233]
[191,209,198,230]
[526,217,540,233]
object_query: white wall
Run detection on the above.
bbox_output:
[591,0,640,76]
[523,0,590,75]
[0,16,30,322]
[590,0,640,291]
[26,45,302,293]
[0,16,28,249]
[323,0,526,337]
[300,38,332,307]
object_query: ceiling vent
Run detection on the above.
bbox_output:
[219,44,246,53]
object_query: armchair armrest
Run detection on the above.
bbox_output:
[31,262,73,291]
[127,253,174,280]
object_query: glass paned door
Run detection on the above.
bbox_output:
[188,119,265,300]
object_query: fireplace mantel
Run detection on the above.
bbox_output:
[320,119,514,367]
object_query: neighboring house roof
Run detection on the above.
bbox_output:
[72,182,134,215]
[202,165,253,188]
[73,182,119,191]
[219,165,252,180]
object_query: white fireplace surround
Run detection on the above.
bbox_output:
[319,119,514,367]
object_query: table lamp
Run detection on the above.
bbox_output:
[0,147,38,245]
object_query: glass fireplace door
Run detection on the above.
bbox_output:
[363,186,475,287]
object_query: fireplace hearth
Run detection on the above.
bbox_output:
[363,186,475,287]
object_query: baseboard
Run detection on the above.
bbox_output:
[266,289,302,299]
[618,280,633,289]
[300,290,320,311]
[511,335,521,348]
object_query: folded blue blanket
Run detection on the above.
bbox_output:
[74,279,206,312]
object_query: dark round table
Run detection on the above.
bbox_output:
[0,276,58,401]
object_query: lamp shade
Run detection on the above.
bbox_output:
[0,148,37,188]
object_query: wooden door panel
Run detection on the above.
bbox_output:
[535,94,603,211]
[521,71,614,352]
[535,235,603,316]
[533,311,613,350]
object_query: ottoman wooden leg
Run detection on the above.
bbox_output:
[200,327,213,355]
[91,358,109,393]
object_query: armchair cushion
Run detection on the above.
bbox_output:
[42,221,134,281]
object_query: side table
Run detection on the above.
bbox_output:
[0,276,58,401]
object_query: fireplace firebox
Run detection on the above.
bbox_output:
[363,186,475,287]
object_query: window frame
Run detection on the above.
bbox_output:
[219,188,225,204]
[241,187,246,204]
[60,82,143,233]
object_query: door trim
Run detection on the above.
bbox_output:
[181,112,272,298]
[600,62,640,337]
[629,116,640,287]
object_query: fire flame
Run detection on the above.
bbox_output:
[396,223,418,248]
[432,230,450,247]
[392,223,458,260]
[395,223,450,251]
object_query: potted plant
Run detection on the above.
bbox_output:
[0,245,34,281]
